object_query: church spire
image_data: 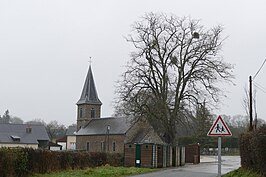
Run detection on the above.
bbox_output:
[77,65,102,105]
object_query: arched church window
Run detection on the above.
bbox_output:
[91,108,95,118]
[79,108,83,118]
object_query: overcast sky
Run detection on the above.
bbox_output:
[1,0,266,126]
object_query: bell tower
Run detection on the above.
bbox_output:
[76,65,102,130]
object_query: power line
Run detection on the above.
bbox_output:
[253,58,266,80]
[254,81,266,91]
[253,82,266,94]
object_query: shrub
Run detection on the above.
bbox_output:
[239,125,266,176]
[89,152,107,167]
[0,148,124,177]
[107,153,124,166]
[59,151,74,170]
[0,148,16,177]
[15,149,29,177]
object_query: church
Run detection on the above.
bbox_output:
[75,65,165,154]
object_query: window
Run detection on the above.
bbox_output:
[86,142,90,151]
[79,108,83,118]
[11,135,20,142]
[101,142,105,152]
[26,127,32,133]
[91,108,95,118]
[112,141,116,152]
[70,142,76,150]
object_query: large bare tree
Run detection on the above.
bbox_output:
[116,13,234,145]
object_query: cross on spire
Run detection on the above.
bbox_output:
[88,56,92,65]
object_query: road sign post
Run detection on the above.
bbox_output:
[218,136,221,177]
[207,116,232,177]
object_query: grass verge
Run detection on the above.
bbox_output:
[222,168,262,177]
[30,165,158,177]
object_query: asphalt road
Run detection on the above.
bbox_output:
[128,156,240,177]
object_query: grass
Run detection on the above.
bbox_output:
[222,168,262,177]
[30,165,158,177]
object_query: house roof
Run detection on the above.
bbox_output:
[66,125,77,136]
[0,124,50,144]
[76,65,102,105]
[76,117,132,135]
[129,127,166,144]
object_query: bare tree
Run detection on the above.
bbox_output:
[10,116,24,124]
[193,102,213,143]
[116,13,234,145]
[242,86,258,129]
[46,120,66,141]
[242,86,250,117]
[25,118,46,125]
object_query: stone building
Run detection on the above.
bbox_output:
[75,65,165,153]
[66,125,76,150]
[74,65,188,168]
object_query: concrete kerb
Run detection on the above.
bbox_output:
[200,156,218,163]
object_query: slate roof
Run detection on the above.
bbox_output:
[0,124,50,144]
[66,125,77,136]
[129,127,166,144]
[77,65,102,105]
[76,117,131,135]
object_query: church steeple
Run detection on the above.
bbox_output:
[77,65,102,130]
[77,65,102,105]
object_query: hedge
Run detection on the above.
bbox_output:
[178,136,239,148]
[0,148,124,177]
[239,125,266,176]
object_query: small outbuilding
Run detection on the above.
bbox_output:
[48,141,62,151]
[124,126,173,168]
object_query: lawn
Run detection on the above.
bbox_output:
[30,165,157,177]
[222,168,262,177]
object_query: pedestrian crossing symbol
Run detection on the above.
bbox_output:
[207,116,232,136]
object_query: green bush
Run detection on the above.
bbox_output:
[0,148,16,177]
[0,148,124,177]
[15,149,29,177]
[239,125,266,176]
[59,151,73,170]
[107,153,124,166]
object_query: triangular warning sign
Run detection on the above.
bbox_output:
[207,116,232,136]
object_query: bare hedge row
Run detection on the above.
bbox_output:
[239,125,266,176]
[0,148,124,177]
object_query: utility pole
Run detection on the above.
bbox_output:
[249,76,253,131]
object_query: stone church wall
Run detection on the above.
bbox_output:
[76,134,125,153]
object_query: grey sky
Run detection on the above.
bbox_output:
[1,0,266,126]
